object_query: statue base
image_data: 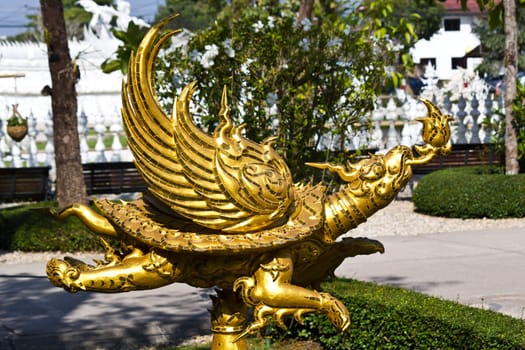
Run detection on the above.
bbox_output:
[210,289,248,350]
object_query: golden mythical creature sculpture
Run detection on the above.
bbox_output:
[46,17,452,350]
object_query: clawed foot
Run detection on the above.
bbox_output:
[233,274,351,341]
[233,304,316,342]
[320,292,351,332]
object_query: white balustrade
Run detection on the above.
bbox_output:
[0,79,506,172]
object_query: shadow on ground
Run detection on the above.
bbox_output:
[1,272,212,349]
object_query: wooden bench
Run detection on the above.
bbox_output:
[82,162,148,195]
[0,166,51,202]
[411,143,505,175]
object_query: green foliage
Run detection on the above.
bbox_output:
[276,278,525,349]
[481,80,525,163]
[471,7,525,76]
[101,21,150,74]
[513,81,525,160]
[6,116,27,127]
[155,1,419,181]
[392,0,444,41]
[0,202,103,252]
[412,166,525,218]
[154,0,226,32]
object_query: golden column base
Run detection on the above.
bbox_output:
[210,289,249,350]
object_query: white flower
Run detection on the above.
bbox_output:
[189,49,202,62]
[222,39,235,58]
[252,20,264,33]
[240,58,255,75]
[299,38,310,50]
[300,18,312,31]
[328,37,343,48]
[200,44,219,69]
[267,16,275,28]
[266,92,278,105]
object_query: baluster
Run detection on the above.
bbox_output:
[442,94,457,143]
[343,125,354,150]
[27,111,38,166]
[413,100,425,144]
[443,94,452,114]
[35,109,48,165]
[94,115,107,162]
[399,99,412,146]
[370,114,384,150]
[400,119,411,146]
[78,110,89,163]
[469,94,481,144]
[10,142,22,168]
[110,110,122,161]
[483,94,494,144]
[0,117,5,168]
[44,113,55,169]
[357,124,368,149]
[385,98,399,149]
[370,105,385,150]
[456,95,468,144]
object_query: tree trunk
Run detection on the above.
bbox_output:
[503,0,519,174]
[40,0,87,205]
[297,0,315,22]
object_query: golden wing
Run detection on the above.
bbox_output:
[122,16,294,233]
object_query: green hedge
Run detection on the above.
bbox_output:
[412,166,525,218]
[0,202,102,252]
[278,278,525,349]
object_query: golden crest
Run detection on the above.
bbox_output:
[122,17,293,233]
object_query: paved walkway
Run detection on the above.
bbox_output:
[1,226,524,349]
[337,227,525,319]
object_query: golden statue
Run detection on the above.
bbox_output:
[46,17,452,350]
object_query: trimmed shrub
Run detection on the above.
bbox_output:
[278,278,525,349]
[0,202,103,252]
[412,166,525,218]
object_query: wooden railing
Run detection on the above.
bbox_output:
[82,162,147,195]
[0,166,51,202]
[411,144,505,175]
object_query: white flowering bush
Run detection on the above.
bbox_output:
[157,1,416,181]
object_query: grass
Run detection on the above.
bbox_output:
[0,201,104,252]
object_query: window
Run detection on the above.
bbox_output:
[420,58,436,69]
[444,18,461,31]
[451,57,467,69]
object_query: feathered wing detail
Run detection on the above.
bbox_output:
[122,17,294,233]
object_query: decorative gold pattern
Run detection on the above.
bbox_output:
[46,17,452,350]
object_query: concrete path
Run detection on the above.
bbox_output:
[337,227,525,319]
[1,260,213,349]
[1,227,524,349]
